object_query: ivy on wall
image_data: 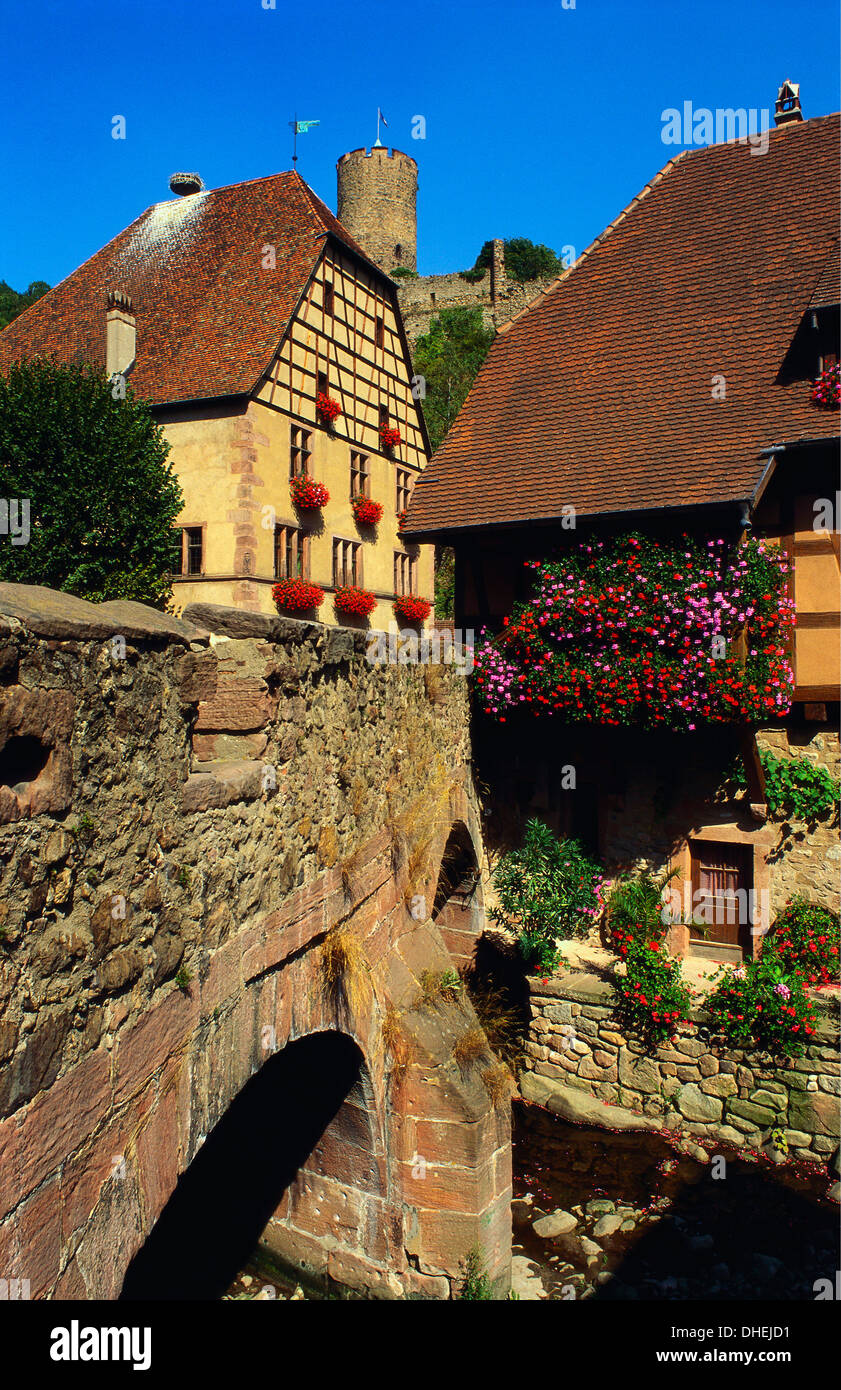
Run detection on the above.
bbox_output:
[760,751,840,821]
[724,749,840,821]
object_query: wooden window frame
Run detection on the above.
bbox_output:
[274,524,310,581]
[375,314,384,350]
[396,467,413,513]
[290,424,312,479]
[394,549,417,597]
[323,278,334,318]
[350,450,370,499]
[174,524,205,577]
[333,536,362,589]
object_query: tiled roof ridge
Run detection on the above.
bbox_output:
[496,111,841,343]
[496,150,691,340]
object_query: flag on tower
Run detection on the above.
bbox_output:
[378,108,388,127]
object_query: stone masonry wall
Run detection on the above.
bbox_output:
[600,724,840,922]
[0,584,509,1299]
[525,970,840,1165]
[397,263,557,347]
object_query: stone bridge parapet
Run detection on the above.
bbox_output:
[0,584,510,1299]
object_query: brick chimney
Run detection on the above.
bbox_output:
[774,80,803,127]
[105,290,135,377]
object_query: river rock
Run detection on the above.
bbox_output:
[586,1198,616,1216]
[828,1182,841,1204]
[508,1256,547,1295]
[533,1210,577,1238]
[592,1213,623,1238]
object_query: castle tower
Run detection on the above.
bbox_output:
[336,146,418,275]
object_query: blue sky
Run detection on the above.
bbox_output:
[1,0,838,290]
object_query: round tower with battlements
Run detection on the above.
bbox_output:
[336,146,418,274]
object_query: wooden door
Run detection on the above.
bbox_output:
[690,842,752,947]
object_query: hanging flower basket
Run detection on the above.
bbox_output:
[811,363,840,408]
[290,476,329,509]
[393,594,432,624]
[351,495,383,526]
[272,578,325,612]
[316,392,342,424]
[379,424,401,450]
[334,586,377,618]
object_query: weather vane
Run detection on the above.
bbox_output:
[289,115,320,164]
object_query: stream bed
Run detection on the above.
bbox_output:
[513,1098,838,1300]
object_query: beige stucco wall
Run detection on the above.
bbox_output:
[163,243,433,629]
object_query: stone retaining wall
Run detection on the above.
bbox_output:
[525,971,840,1164]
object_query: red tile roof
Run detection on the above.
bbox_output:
[0,171,375,405]
[405,114,841,538]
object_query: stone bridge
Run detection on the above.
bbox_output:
[0,586,511,1300]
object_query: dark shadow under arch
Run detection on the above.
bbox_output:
[119,1031,363,1301]
[432,821,480,921]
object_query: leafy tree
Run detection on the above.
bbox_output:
[434,544,455,620]
[0,358,183,607]
[0,280,50,330]
[473,237,563,283]
[414,306,495,454]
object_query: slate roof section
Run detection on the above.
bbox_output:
[0,171,377,406]
[404,113,841,538]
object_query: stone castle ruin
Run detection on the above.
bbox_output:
[336,145,559,344]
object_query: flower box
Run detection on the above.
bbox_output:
[810,363,840,408]
[290,476,329,509]
[272,578,325,612]
[396,509,408,532]
[334,586,377,618]
[379,424,401,450]
[351,495,383,526]
[474,532,795,728]
[316,392,342,423]
[393,594,432,624]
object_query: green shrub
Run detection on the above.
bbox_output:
[491,818,603,972]
[613,929,692,1043]
[704,952,817,1056]
[771,898,840,986]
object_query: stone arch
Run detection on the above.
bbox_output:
[119,1031,381,1299]
[431,819,484,971]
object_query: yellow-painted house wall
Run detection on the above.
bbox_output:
[163,243,433,630]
